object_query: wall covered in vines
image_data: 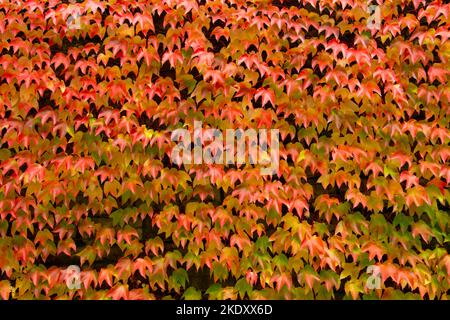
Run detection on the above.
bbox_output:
[0,0,449,300]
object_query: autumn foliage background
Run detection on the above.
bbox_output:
[0,0,449,300]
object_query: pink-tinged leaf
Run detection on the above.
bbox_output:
[254,88,275,107]
[98,268,114,288]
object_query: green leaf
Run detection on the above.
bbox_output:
[273,254,289,269]
[235,278,252,299]
[206,284,222,300]
[0,149,11,161]
[182,287,201,300]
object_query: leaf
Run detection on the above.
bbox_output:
[406,186,431,207]
[254,87,275,107]
[77,246,97,266]
[108,284,129,300]
[145,237,165,256]
[300,265,320,290]
[273,254,289,269]
[133,257,153,278]
[98,267,115,288]
[117,226,139,245]
[206,284,223,300]
[182,287,201,300]
[345,280,363,300]
[0,281,11,300]
[171,268,189,289]
[412,221,434,243]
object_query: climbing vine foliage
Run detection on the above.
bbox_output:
[0,0,449,300]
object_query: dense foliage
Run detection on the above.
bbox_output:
[0,0,449,300]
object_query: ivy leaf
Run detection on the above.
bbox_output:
[77,246,97,266]
[170,268,189,289]
[182,287,201,300]
[0,281,11,300]
[206,284,223,300]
